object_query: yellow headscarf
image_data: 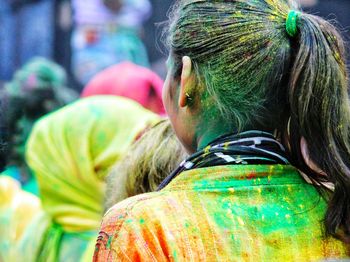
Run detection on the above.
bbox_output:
[26,96,159,232]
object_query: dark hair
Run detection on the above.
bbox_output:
[167,1,350,241]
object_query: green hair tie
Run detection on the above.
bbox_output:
[286,10,301,37]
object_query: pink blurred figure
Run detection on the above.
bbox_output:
[81,62,165,115]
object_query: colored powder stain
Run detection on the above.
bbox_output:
[172,250,178,260]
[194,179,214,191]
[203,146,211,156]
[126,218,133,223]
[236,11,243,18]
[213,213,229,229]
[140,218,145,225]
[237,217,245,226]
[222,201,231,209]
[334,52,342,63]
[239,36,248,43]
[247,173,256,180]
[242,252,249,259]
[106,236,112,249]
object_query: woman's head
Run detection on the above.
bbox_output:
[164,0,297,152]
[104,119,187,211]
[26,96,159,232]
[164,0,350,240]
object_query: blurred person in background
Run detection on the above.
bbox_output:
[81,61,165,115]
[0,118,185,262]
[0,57,78,195]
[0,96,160,262]
[71,0,151,87]
[0,0,55,81]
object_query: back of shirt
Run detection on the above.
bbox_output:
[94,165,349,261]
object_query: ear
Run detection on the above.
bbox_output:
[178,56,193,108]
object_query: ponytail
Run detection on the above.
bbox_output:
[287,13,350,241]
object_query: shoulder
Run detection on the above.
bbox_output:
[100,191,173,236]
[93,191,186,261]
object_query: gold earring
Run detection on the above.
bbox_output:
[185,92,192,101]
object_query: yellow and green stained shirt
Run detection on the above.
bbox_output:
[94,165,349,261]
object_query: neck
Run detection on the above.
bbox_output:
[196,124,231,151]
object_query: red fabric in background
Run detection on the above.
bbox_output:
[81,62,165,115]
